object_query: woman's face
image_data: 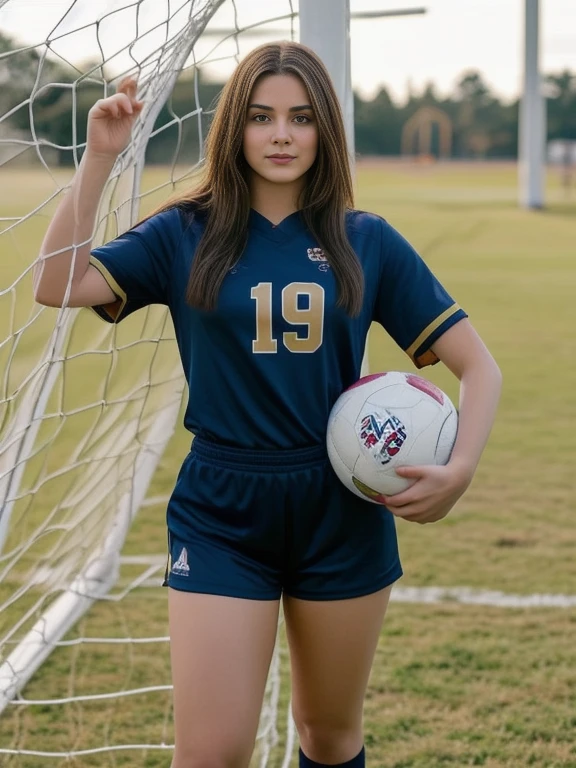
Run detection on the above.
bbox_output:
[243,73,319,189]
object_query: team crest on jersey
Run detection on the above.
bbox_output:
[307,247,330,271]
[359,412,407,465]
[172,547,190,575]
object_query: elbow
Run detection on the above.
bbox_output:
[472,352,503,396]
[32,259,61,307]
[495,360,503,386]
[33,268,68,308]
[476,341,502,384]
[460,349,502,391]
[495,361,504,400]
[33,286,64,308]
[32,264,57,307]
[33,286,61,308]
[479,350,502,383]
[488,354,503,387]
[489,360,503,405]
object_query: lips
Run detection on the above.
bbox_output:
[267,154,296,165]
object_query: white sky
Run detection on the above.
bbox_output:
[0,0,574,105]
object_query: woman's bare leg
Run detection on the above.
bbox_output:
[283,586,393,765]
[169,589,280,768]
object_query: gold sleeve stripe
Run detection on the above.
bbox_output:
[405,304,462,363]
[88,255,128,322]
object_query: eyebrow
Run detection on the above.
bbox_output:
[247,103,313,112]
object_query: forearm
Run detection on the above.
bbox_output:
[34,151,116,304]
[449,352,502,478]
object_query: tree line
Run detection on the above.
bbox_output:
[1,32,575,165]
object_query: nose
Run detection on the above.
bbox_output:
[272,118,292,146]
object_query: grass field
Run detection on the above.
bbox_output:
[1,160,576,767]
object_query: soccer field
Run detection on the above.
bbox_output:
[1,160,576,767]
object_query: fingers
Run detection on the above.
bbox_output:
[94,90,143,120]
[382,489,417,508]
[92,75,142,117]
[387,499,451,524]
[382,465,461,524]
[384,486,438,520]
[117,76,143,113]
[117,75,137,92]
[117,76,140,101]
[388,505,439,524]
[386,503,421,519]
[99,93,133,118]
[386,489,440,516]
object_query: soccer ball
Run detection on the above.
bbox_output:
[327,371,458,503]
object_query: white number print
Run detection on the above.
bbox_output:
[251,282,325,354]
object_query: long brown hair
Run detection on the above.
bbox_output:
[153,41,363,315]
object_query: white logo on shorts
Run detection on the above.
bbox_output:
[172,547,190,575]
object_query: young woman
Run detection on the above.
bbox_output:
[35,42,501,768]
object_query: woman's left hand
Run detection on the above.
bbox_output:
[382,461,474,524]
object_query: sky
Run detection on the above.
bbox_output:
[0,0,574,105]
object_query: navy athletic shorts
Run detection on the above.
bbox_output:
[164,436,402,601]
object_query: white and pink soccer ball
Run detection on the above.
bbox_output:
[327,371,458,503]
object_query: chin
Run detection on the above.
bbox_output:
[258,168,304,185]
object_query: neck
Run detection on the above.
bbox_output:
[249,174,304,225]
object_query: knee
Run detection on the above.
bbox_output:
[295,717,363,764]
[171,756,248,768]
[171,740,254,768]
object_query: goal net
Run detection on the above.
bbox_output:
[0,1,298,763]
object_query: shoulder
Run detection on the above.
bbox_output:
[345,209,386,238]
[133,205,186,239]
[345,209,409,260]
[345,208,401,244]
[132,204,205,251]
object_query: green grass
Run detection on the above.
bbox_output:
[1,161,576,767]
[359,163,576,597]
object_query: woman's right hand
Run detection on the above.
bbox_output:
[86,77,144,160]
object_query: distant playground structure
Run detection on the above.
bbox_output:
[401,106,453,160]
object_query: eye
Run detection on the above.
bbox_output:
[293,114,312,124]
[252,114,270,123]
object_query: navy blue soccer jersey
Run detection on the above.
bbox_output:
[89,207,466,448]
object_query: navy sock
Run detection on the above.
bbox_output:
[299,746,365,768]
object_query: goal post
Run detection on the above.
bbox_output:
[299,0,372,377]
[0,0,358,762]
[0,1,226,718]
[519,0,545,209]
[300,0,354,162]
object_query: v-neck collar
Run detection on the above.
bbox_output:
[249,208,305,243]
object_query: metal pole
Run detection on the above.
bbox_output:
[299,0,354,163]
[519,0,545,209]
[300,0,372,375]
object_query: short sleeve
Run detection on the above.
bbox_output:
[89,207,182,323]
[373,219,467,368]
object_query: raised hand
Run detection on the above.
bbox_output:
[86,76,144,160]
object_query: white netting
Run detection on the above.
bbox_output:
[0,0,296,763]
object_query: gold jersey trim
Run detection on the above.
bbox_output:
[406,303,462,368]
[88,255,127,322]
